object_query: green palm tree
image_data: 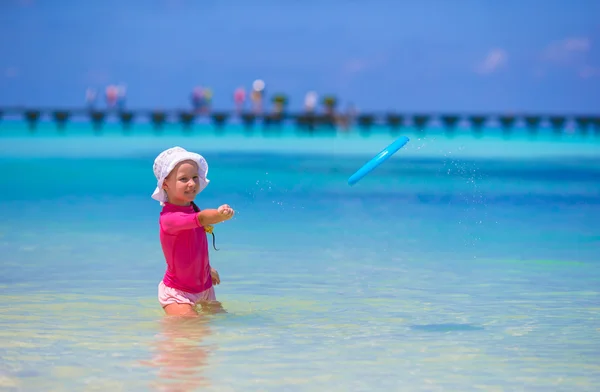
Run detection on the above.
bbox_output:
[322,95,337,114]
[272,94,288,114]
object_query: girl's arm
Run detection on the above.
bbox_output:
[196,209,230,226]
[162,205,234,234]
[197,204,235,226]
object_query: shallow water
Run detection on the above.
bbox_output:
[0,124,599,391]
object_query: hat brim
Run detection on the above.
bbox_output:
[151,151,210,204]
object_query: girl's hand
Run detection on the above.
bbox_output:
[211,268,220,285]
[217,204,235,219]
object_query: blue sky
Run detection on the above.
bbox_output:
[1,0,599,113]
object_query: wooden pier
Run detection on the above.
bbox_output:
[0,107,599,136]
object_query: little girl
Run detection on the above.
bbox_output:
[151,146,235,316]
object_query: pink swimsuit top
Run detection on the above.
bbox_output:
[159,202,212,293]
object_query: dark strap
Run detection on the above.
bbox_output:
[191,202,219,251]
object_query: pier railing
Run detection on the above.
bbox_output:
[0,107,599,136]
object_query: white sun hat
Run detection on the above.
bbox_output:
[151,146,210,205]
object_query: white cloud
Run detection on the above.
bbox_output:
[543,37,590,64]
[342,59,367,74]
[475,48,507,75]
[84,69,111,85]
[4,67,19,78]
[579,65,600,79]
[540,37,598,78]
[341,54,387,76]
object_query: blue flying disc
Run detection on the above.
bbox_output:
[348,136,410,186]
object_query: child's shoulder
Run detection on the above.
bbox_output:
[159,205,196,219]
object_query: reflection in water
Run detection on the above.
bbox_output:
[410,323,485,332]
[143,315,215,391]
[199,300,227,315]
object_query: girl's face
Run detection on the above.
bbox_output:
[162,160,200,205]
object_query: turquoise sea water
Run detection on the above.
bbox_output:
[1,123,599,391]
